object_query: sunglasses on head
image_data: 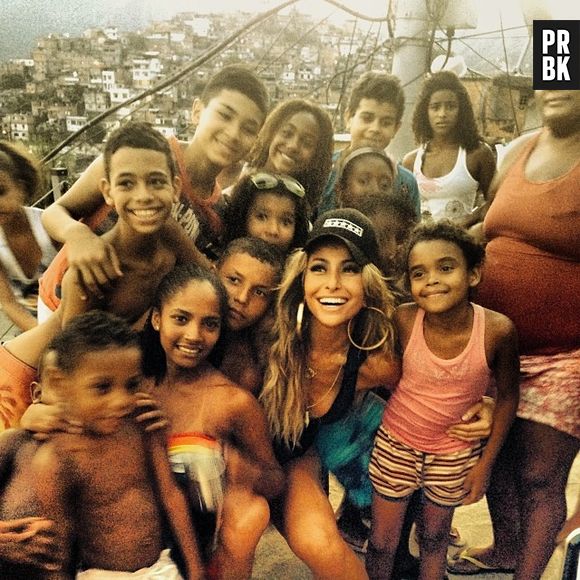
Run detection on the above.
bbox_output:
[249,172,305,198]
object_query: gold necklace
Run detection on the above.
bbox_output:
[304,350,348,427]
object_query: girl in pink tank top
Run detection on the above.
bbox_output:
[366,220,519,580]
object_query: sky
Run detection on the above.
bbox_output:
[1,0,578,60]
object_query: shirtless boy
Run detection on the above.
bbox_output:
[28,310,202,578]
[47,121,199,327]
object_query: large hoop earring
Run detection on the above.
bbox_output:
[296,301,305,338]
[347,306,389,351]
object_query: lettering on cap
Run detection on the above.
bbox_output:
[322,218,363,237]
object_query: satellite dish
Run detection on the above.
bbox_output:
[431,54,468,77]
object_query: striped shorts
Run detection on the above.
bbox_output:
[369,426,484,507]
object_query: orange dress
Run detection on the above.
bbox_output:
[476,131,580,438]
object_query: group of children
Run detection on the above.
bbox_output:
[0,62,541,580]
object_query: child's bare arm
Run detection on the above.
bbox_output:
[41,155,123,298]
[166,219,213,270]
[0,517,62,572]
[446,396,495,441]
[133,391,170,432]
[59,268,98,325]
[29,443,77,578]
[230,390,285,498]
[463,314,519,504]
[19,403,82,440]
[145,431,204,580]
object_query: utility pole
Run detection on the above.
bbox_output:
[388,0,430,161]
[387,0,477,161]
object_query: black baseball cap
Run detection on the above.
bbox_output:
[305,208,381,267]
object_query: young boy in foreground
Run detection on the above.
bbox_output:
[28,310,203,578]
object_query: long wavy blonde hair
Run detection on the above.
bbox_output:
[259,246,397,449]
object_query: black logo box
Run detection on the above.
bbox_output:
[533,20,580,90]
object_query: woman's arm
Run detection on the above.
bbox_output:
[230,389,285,499]
[0,269,37,331]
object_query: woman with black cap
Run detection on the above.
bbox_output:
[258,208,398,577]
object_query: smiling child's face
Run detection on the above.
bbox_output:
[246,191,296,251]
[152,280,222,372]
[101,147,178,235]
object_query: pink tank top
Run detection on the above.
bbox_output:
[383,304,492,453]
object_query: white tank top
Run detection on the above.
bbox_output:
[413,145,479,222]
[0,207,58,295]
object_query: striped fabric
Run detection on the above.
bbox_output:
[167,432,225,513]
[369,426,484,507]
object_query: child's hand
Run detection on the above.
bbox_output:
[20,403,83,440]
[133,392,169,432]
[447,396,495,442]
[0,517,64,570]
[462,462,491,505]
[67,230,123,300]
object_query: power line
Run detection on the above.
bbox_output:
[41,0,301,165]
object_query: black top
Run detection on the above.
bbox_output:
[274,344,367,464]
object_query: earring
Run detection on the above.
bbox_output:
[347,306,390,351]
[296,301,305,338]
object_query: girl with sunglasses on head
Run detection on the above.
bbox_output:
[222,171,309,255]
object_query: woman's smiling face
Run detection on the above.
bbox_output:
[303,241,365,329]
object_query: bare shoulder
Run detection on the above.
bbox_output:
[395,302,418,345]
[402,149,419,171]
[203,367,256,406]
[218,379,259,413]
[30,433,77,478]
[471,141,496,164]
[499,131,539,171]
[359,346,401,391]
[482,306,518,360]
[0,427,32,448]
[483,307,516,337]
[0,429,33,467]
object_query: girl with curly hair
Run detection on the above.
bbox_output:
[244,98,334,218]
[402,71,496,226]
[222,171,309,254]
